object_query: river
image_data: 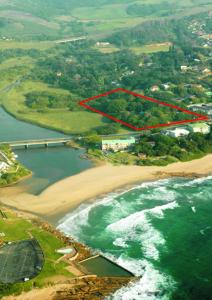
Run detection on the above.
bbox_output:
[0,107,92,194]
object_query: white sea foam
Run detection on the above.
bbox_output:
[105,258,176,300]
[58,178,176,236]
[57,179,179,300]
[113,238,129,248]
[173,175,212,188]
[108,201,179,261]
[191,206,196,213]
[57,192,119,236]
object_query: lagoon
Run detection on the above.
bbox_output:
[0,107,92,194]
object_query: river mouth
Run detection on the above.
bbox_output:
[15,146,92,195]
[0,107,92,194]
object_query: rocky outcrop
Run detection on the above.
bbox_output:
[53,277,133,300]
[32,219,92,261]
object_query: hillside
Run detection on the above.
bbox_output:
[0,0,211,40]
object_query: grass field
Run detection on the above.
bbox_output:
[0,209,73,295]
[130,42,172,54]
[0,40,54,50]
[94,42,172,54]
[0,0,210,40]
[1,81,106,134]
[0,56,34,70]
[93,44,120,53]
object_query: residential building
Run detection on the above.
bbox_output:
[164,128,190,138]
[162,83,170,90]
[0,162,9,172]
[102,137,136,152]
[187,104,212,119]
[96,42,110,47]
[187,122,210,134]
[202,68,210,74]
[180,65,189,71]
[150,85,160,92]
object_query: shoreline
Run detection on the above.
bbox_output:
[0,171,33,189]
[0,154,212,226]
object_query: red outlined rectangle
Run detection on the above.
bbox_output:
[79,88,208,131]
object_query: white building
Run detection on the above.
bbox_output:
[181,66,189,71]
[96,42,110,47]
[164,128,190,138]
[0,162,9,172]
[150,85,160,92]
[102,137,136,152]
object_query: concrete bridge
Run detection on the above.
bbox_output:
[0,138,72,149]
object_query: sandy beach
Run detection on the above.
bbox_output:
[0,154,212,224]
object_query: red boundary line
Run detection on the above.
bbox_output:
[79,88,208,131]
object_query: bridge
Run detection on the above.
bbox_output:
[0,138,72,149]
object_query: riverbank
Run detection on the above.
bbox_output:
[0,154,211,225]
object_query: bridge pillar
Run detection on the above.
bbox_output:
[45,143,48,148]
[25,144,29,149]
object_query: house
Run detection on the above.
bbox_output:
[96,42,110,47]
[0,162,9,172]
[164,128,190,138]
[181,66,189,71]
[188,104,212,119]
[187,122,210,134]
[162,83,170,90]
[202,68,210,74]
[150,85,160,92]
[102,137,136,152]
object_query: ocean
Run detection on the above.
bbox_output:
[58,176,212,300]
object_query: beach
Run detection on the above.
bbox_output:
[0,154,212,224]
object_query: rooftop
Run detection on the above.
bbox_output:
[102,138,136,145]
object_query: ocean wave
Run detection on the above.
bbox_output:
[105,258,176,300]
[57,192,120,236]
[108,201,179,261]
[57,178,177,236]
[173,175,212,188]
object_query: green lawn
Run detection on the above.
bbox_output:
[1,81,105,134]
[0,210,73,296]
[93,45,120,54]
[130,42,172,54]
[0,40,54,50]
[0,0,210,40]
[0,56,34,71]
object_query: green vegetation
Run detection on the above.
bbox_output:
[0,210,73,297]
[0,41,54,50]
[134,130,212,165]
[89,91,195,129]
[0,145,31,187]
[0,7,210,136]
[126,2,179,17]
[83,128,212,166]
[2,81,104,134]
[130,43,171,54]
[0,0,210,40]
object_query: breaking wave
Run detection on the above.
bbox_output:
[107,201,179,261]
[57,176,212,300]
[106,259,175,300]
